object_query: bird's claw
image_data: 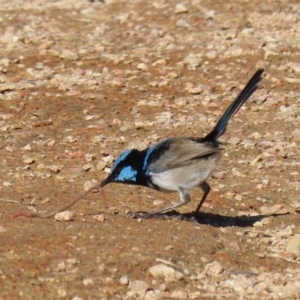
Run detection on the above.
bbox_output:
[127,211,152,219]
[127,210,198,222]
[127,211,172,219]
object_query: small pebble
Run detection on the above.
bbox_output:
[264,48,279,60]
[102,155,113,163]
[49,165,60,173]
[97,161,106,170]
[83,278,94,286]
[83,179,98,191]
[287,235,300,258]
[54,211,74,221]
[71,296,83,300]
[60,49,79,61]
[46,139,56,146]
[175,19,190,28]
[149,264,184,282]
[183,54,201,70]
[204,261,223,276]
[92,214,105,222]
[119,275,129,285]
[23,156,35,164]
[82,164,92,171]
[128,280,150,297]
[137,63,148,71]
[174,3,188,14]
[85,153,96,161]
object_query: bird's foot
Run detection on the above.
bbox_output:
[127,210,198,222]
[127,211,175,219]
[127,211,153,219]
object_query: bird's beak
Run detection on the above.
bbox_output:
[99,176,110,188]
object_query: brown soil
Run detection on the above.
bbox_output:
[0,1,300,299]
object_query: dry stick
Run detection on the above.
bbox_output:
[14,183,102,219]
[0,198,22,204]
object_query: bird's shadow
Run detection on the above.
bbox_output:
[129,210,290,228]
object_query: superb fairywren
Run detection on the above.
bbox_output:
[100,69,264,218]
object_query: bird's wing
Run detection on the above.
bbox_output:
[145,138,220,173]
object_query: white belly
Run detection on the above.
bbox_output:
[149,153,221,192]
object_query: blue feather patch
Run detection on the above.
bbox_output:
[116,166,138,182]
[112,149,132,170]
[143,138,168,170]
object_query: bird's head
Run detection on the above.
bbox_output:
[100,149,145,188]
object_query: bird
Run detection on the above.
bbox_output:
[99,69,264,219]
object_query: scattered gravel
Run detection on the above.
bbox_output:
[0,0,300,299]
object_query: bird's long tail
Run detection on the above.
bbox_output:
[203,69,264,142]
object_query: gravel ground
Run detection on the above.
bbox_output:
[0,0,300,299]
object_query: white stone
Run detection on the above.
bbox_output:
[119,275,129,285]
[264,48,279,60]
[287,235,300,257]
[174,3,188,14]
[60,49,78,61]
[149,264,184,282]
[204,261,223,276]
[83,278,94,286]
[54,211,74,221]
[175,19,190,28]
[128,280,150,297]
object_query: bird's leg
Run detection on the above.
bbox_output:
[150,188,191,215]
[128,188,191,219]
[194,181,211,218]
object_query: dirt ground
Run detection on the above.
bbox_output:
[0,0,300,299]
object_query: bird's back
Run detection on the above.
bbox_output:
[145,138,221,192]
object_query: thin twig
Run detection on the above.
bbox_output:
[13,183,103,219]
[265,254,300,264]
[0,198,22,204]
[155,258,185,272]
